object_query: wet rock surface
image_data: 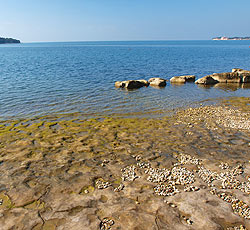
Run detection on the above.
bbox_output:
[148,77,167,87]
[196,68,250,85]
[170,75,196,84]
[115,80,148,89]
[0,97,250,229]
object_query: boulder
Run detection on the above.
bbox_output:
[241,72,250,83]
[211,72,241,83]
[195,76,219,85]
[196,69,250,85]
[115,81,125,88]
[170,75,195,83]
[148,78,166,87]
[232,68,250,74]
[170,77,186,84]
[137,79,150,86]
[115,80,148,89]
[232,68,250,83]
[232,68,244,73]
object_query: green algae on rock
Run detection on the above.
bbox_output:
[0,97,250,229]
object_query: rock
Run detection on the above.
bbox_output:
[170,77,186,84]
[115,81,125,88]
[148,78,166,87]
[240,72,250,83]
[211,72,241,83]
[137,79,150,86]
[196,69,250,85]
[232,68,250,74]
[232,69,250,83]
[195,76,219,85]
[115,80,148,89]
[170,75,195,84]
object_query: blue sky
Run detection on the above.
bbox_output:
[0,0,250,42]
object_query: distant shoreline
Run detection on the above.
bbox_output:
[213,36,250,40]
[0,37,20,44]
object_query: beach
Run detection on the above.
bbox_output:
[1,97,250,229]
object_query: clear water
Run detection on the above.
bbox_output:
[0,40,250,119]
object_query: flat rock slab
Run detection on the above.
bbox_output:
[0,98,250,230]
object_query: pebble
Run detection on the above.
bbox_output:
[121,165,138,181]
[101,159,110,167]
[114,184,124,192]
[95,179,111,189]
[154,182,179,197]
[219,162,229,170]
[184,185,200,192]
[137,161,151,169]
[174,153,200,165]
[169,167,195,185]
[145,167,170,183]
[100,217,114,230]
[227,225,246,230]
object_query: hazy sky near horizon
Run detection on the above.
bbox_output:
[1,0,250,42]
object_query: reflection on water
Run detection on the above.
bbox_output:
[198,83,250,92]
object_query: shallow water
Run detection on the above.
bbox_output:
[0,40,250,119]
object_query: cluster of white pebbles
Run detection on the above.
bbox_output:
[98,153,249,229]
[95,179,111,190]
[100,217,115,230]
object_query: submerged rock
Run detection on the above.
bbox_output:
[148,77,166,87]
[170,75,196,83]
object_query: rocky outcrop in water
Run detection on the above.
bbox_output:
[0,37,20,44]
[170,75,196,84]
[196,69,250,85]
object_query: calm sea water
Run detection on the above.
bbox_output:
[0,40,250,120]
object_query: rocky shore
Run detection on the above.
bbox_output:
[0,97,250,229]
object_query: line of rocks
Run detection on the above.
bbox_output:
[114,68,250,89]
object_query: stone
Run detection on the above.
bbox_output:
[196,69,250,85]
[137,79,149,86]
[195,76,219,85]
[170,77,186,84]
[211,72,241,83]
[170,75,196,83]
[232,68,250,74]
[241,73,250,83]
[148,78,166,87]
[231,68,250,82]
[115,80,148,89]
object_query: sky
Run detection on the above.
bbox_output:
[0,0,250,42]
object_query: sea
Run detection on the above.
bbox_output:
[0,40,250,120]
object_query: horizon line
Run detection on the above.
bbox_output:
[20,39,215,43]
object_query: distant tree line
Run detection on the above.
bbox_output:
[0,37,21,44]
